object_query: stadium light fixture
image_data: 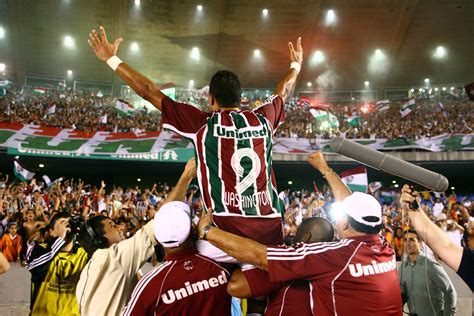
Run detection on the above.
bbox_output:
[39,164,45,168]
[450,86,454,90]
[253,49,261,58]
[0,63,5,72]
[310,50,325,66]
[63,35,75,49]
[288,181,293,185]
[351,97,355,101]
[262,8,269,16]
[0,26,5,39]
[197,5,203,11]
[451,186,455,190]
[394,184,399,188]
[130,42,139,53]
[410,89,415,92]
[424,78,430,84]
[325,9,337,26]
[189,79,194,87]
[190,47,200,61]
[433,46,446,59]
[67,69,73,76]
[307,81,312,87]
[418,88,423,92]
[442,87,447,91]
[392,180,397,184]
[434,87,438,92]
[364,81,370,87]
[137,178,141,182]
[134,0,140,6]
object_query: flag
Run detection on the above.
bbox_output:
[380,191,396,204]
[298,96,312,110]
[347,115,361,127]
[340,166,367,192]
[0,88,6,97]
[368,181,382,193]
[44,102,56,117]
[0,80,13,89]
[100,114,108,124]
[42,175,63,189]
[13,161,35,182]
[310,109,339,129]
[114,100,135,116]
[376,100,390,112]
[400,98,416,117]
[33,88,47,95]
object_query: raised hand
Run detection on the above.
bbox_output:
[88,26,123,62]
[288,37,303,65]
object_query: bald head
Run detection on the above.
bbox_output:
[294,217,334,244]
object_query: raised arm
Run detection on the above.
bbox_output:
[274,37,303,103]
[88,26,165,111]
[163,158,196,204]
[308,152,351,202]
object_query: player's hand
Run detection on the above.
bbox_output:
[308,151,329,172]
[197,209,213,237]
[289,37,303,65]
[88,26,123,62]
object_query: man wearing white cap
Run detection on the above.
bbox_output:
[197,153,402,315]
[122,201,231,316]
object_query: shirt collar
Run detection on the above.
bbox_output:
[165,248,198,261]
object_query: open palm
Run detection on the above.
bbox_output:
[88,26,123,62]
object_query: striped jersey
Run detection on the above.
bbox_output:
[122,249,231,316]
[266,234,403,315]
[162,95,285,244]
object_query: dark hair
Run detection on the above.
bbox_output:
[295,217,334,243]
[404,229,419,239]
[50,212,72,230]
[209,70,241,107]
[77,215,108,257]
[347,215,383,235]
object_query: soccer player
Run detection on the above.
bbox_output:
[88,26,303,260]
[196,152,403,315]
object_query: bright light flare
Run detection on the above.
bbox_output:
[189,79,194,87]
[197,5,203,11]
[67,69,73,76]
[310,50,325,66]
[0,26,5,39]
[63,35,75,48]
[262,8,269,16]
[325,9,337,26]
[0,63,5,72]
[364,81,370,87]
[253,49,261,58]
[331,202,346,222]
[190,47,200,61]
[433,46,446,59]
[130,42,140,52]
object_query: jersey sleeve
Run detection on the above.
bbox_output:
[254,94,285,133]
[266,240,356,283]
[243,267,284,297]
[161,96,209,138]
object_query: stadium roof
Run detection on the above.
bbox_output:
[0,0,473,91]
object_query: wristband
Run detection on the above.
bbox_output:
[199,224,214,240]
[106,56,123,71]
[290,62,301,74]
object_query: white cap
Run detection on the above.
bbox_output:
[154,201,191,248]
[332,192,382,227]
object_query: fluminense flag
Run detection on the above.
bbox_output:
[376,100,390,112]
[400,98,416,117]
[114,100,135,116]
[100,114,108,124]
[368,181,382,193]
[33,88,47,95]
[309,109,339,128]
[347,115,361,127]
[44,102,56,117]
[380,191,396,204]
[13,161,35,182]
[340,166,368,193]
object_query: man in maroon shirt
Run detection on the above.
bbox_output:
[197,152,403,315]
[227,217,334,316]
[122,201,231,316]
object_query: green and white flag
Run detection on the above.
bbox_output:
[347,115,361,127]
[400,98,416,117]
[33,88,47,95]
[376,100,390,112]
[340,166,367,192]
[13,161,35,182]
[380,191,396,204]
[310,109,339,129]
[114,100,135,116]
[0,88,6,97]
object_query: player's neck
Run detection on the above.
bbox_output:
[408,252,419,263]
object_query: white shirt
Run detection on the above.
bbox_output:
[445,230,463,247]
[432,202,444,218]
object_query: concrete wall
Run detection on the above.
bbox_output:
[0,262,472,315]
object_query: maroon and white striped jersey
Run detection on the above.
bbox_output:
[162,96,285,244]
[242,266,312,316]
[266,234,402,316]
[122,249,231,316]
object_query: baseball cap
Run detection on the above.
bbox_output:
[331,192,382,227]
[154,201,191,248]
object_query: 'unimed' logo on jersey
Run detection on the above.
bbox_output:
[348,260,396,278]
[161,270,228,304]
[213,125,268,139]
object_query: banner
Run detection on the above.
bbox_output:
[0,123,472,162]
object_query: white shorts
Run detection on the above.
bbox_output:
[196,240,239,263]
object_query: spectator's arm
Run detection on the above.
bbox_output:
[0,252,10,274]
[401,185,463,271]
[162,158,196,205]
[98,180,106,198]
[308,152,351,202]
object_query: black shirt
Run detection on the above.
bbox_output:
[456,247,474,291]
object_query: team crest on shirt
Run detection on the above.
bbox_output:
[371,245,380,253]
[183,260,193,271]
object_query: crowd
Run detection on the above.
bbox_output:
[1,88,472,140]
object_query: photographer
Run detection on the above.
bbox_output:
[76,158,196,315]
[27,212,88,315]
